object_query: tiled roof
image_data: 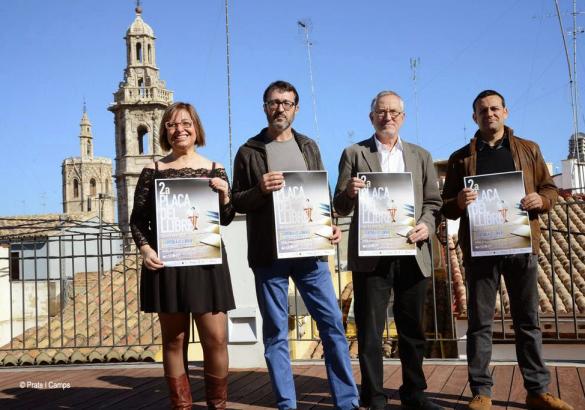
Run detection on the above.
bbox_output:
[0,255,161,366]
[0,213,95,239]
[449,196,585,317]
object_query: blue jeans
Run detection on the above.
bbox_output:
[253,258,359,410]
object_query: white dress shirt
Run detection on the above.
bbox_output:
[374,135,405,173]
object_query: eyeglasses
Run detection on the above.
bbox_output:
[264,100,296,111]
[373,109,403,119]
[165,120,193,131]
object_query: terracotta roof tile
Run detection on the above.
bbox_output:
[447,196,585,318]
[0,213,94,239]
[0,255,162,366]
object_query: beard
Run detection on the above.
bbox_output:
[267,112,293,132]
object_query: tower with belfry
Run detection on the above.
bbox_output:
[108,2,173,231]
[62,105,115,223]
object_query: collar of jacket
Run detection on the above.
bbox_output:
[466,126,520,174]
[243,127,313,152]
[364,134,419,173]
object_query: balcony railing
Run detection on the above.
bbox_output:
[0,200,584,365]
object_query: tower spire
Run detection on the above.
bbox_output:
[79,106,93,160]
[135,0,142,14]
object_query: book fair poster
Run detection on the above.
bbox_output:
[464,171,532,257]
[357,172,416,256]
[155,178,222,266]
[273,171,335,259]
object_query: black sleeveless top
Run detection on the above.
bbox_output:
[129,164,235,313]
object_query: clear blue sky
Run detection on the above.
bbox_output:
[0,0,582,217]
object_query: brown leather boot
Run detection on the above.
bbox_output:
[204,373,228,410]
[165,373,192,409]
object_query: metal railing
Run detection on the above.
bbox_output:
[1,201,584,363]
[0,231,163,356]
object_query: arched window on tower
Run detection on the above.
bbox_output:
[90,179,97,196]
[138,78,145,97]
[73,179,79,198]
[136,42,142,63]
[148,44,152,63]
[138,126,149,155]
[105,179,110,194]
[87,140,91,157]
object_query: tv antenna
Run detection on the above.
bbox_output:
[410,57,421,145]
[554,0,585,190]
[298,20,321,143]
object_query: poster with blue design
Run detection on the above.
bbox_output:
[357,172,416,256]
[273,171,335,259]
[155,178,222,266]
[464,171,532,257]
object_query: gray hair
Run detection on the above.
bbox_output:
[370,91,405,112]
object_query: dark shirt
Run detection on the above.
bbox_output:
[475,135,515,175]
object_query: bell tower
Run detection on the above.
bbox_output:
[62,105,115,223]
[108,2,173,231]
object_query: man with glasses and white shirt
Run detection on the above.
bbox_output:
[334,91,443,410]
[232,80,359,410]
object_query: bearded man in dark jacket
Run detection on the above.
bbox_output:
[232,80,359,410]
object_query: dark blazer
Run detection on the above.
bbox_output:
[333,136,442,277]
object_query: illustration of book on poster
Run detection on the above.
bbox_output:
[464,171,532,257]
[273,171,335,259]
[155,178,222,266]
[357,172,416,256]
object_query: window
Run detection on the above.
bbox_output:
[87,140,91,157]
[90,179,97,196]
[137,126,149,154]
[10,251,20,280]
[87,197,92,211]
[73,179,79,198]
[120,126,126,155]
[136,42,142,63]
[147,44,152,62]
[138,78,145,97]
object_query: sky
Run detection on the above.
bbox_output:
[0,0,583,217]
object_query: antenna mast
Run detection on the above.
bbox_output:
[572,0,580,155]
[410,57,421,145]
[298,20,320,143]
[554,0,584,191]
[225,0,234,179]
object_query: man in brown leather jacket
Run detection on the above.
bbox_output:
[441,90,572,410]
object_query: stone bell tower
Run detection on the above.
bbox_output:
[62,105,115,223]
[108,3,173,232]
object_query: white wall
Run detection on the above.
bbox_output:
[222,214,266,368]
[559,159,585,193]
[0,244,59,346]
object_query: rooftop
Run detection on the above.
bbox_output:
[0,362,583,409]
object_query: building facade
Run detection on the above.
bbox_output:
[568,132,585,161]
[108,5,173,232]
[62,109,115,223]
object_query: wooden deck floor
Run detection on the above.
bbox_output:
[0,362,583,409]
